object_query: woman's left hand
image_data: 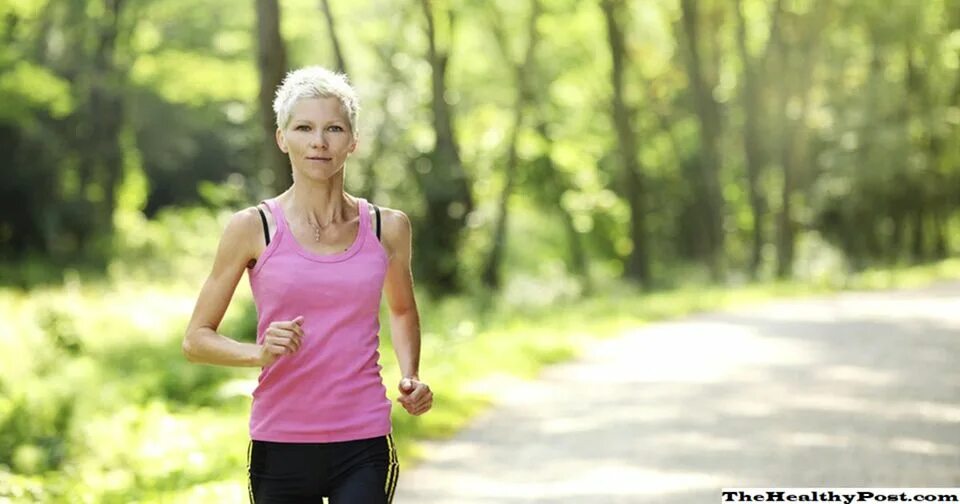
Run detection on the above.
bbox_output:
[397,377,433,416]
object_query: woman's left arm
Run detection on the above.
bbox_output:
[381,208,433,416]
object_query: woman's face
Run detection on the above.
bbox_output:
[277,96,357,181]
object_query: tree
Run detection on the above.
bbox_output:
[677,0,726,281]
[319,0,348,74]
[481,0,543,289]
[601,0,651,287]
[773,3,822,277]
[417,0,474,294]
[256,0,289,191]
[733,0,773,279]
[85,0,126,250]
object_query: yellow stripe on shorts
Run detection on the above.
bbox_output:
[385,434,399,503]
[247,440,255,503]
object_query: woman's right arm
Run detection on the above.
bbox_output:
[182,209,272,367]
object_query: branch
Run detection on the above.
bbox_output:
[319,0,348,74]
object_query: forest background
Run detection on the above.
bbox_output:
[1,0,959,501]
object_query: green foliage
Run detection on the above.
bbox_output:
[3,0,958,282]
[112,204,228,281]
[0,282,252,501]
[0,60,73,123]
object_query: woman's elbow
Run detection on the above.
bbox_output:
[182,330,201,362]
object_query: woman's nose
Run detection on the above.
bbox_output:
[309,132,328,149]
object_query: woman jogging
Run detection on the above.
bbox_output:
[182,66,432,503]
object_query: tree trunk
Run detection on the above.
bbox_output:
[774,42,799,279]
[941,49,960,254]
[891,208,905,262]
[418,0,474,294]
[774,2,822,278]
[319,0,347,74]
[256,0,289,191]
[908,38,956,261]
[482,0,541,289]
[558,203,591,294]
[83,0,125,259]
[933,210,948,259]
[602,0,651,287]
[734,0,767,279]
[904,43,931,264]
[775,125,796,278]
[911,209,926,262]
[678,0,725,281]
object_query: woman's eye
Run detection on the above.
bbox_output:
[328,125,344,132]
[295,125,311,131]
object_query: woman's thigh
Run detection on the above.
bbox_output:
[248,440,324,504]
[327,435,399,504]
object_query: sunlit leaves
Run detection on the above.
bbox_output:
[0,0,48,19]
[0,60,73,123]
[130,51,257,105]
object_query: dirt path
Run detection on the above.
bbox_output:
[394,282,960,503]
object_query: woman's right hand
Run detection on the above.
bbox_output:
[258,315,305,366]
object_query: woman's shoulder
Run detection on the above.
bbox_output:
[220,205,272,251]
[368,204,411,252]
[370,204,409,231]
[227,206,267,232]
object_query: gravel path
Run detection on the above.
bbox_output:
[394,282,960,503]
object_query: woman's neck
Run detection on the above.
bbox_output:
[283,176,354,227]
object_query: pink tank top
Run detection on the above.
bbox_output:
[247,197,392,442]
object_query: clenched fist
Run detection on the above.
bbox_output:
[258,315,304,366]
[397,377,433,416]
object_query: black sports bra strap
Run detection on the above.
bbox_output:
[373,205,381,241]
[256,205,270,246]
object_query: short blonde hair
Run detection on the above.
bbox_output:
[272,66,359,137]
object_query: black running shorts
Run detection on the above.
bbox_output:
[247,435,399,503]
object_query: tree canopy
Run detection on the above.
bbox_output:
[1,0,958,290]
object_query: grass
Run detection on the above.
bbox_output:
[0,257,958,502]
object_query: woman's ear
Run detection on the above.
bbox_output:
[275,128,288,153]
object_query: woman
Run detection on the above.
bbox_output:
[183,66,432,503]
